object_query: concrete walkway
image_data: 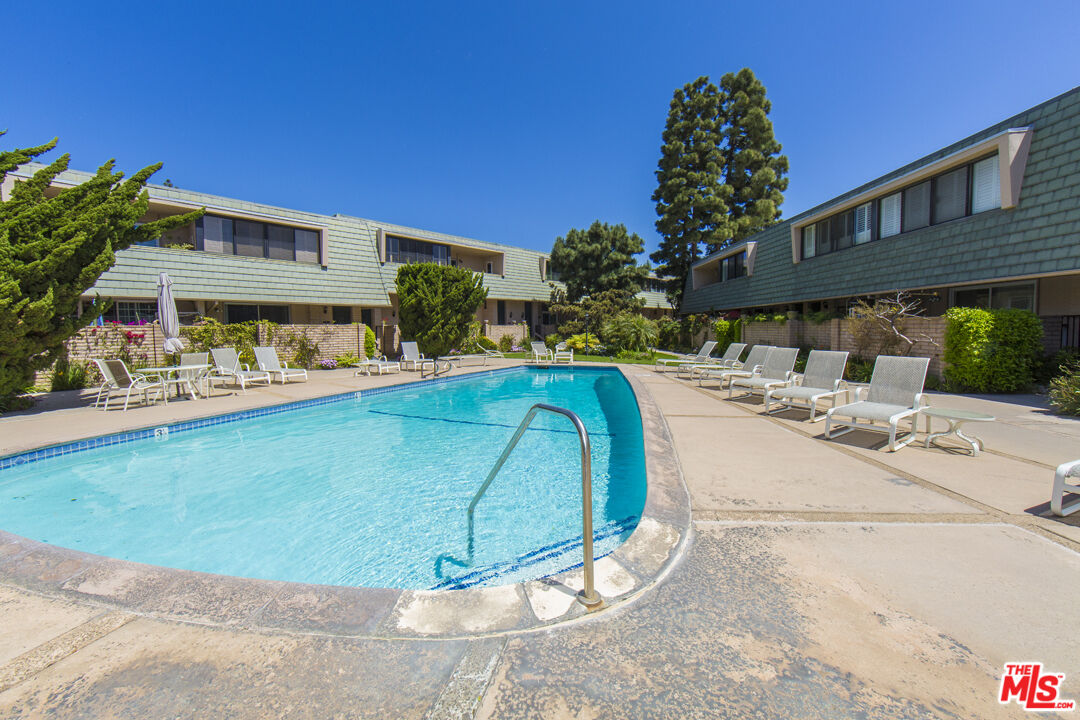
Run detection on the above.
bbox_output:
[1,364,1078,718]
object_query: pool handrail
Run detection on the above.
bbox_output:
[466,403,602,609]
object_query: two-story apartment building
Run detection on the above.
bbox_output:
[682,86,1080,352]
[0,166,672,345]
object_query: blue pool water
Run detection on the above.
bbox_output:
[0,367,646,589]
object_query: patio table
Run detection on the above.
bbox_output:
[141,364,211,401]
[920,407,996,456]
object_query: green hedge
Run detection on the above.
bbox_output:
[943,307,1043,392]
[711,318,742,355]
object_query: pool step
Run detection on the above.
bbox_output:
[430,515,639,591]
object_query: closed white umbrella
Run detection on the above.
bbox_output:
[157,272,185,354]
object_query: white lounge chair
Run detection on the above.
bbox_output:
[399,341,435,371]
[824,355,930,452]
[92,359,166,411]
[1051,460,1080,517]
[655,340,717,373]
[728,347,799,399]
[160,351,212,399]
[354,355,401,375]
[553,341,574,364]
[527,341,553,364]
[209,348,272,393]
[675,342,747,378]
[254,346,308,384]
[692,345,773,388]
[765,350,849,422]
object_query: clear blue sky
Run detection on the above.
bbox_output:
[3,1,1078,261]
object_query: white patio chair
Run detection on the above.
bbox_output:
[399,341,435,371]
[691,345,773,388]
[654,340,717,372]
[160,351,211,399]
[728,347,799,399]
[553,341,574,364]
[824,355,930,452]
[675,342,747,378]
[209,348,272,394]
[354,355,402,375]
[1051,459,1080,517]
[765,350,849,422]
[254,346,308,384]
[527,341,553,363]
[92,358,166,411]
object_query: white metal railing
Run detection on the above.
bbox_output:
[459,403,602,608]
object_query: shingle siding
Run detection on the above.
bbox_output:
[682,87,1080,314]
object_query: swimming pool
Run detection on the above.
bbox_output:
[0,367,646,590]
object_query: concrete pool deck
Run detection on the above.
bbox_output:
[1,362,1079,718]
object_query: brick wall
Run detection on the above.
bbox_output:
[260,324,368,365]
[742,317,946,378]
[40,322,371,385]
[484,323,527,345]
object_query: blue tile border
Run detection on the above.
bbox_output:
[0,365,563,472]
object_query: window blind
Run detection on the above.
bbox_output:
[971,155,1000,213]
[933,166,968,223]
[902,181,931,231]
[854,202,872,244]
[879,193,901,238]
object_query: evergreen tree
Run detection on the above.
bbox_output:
[651,77,732,311]
[396,263,488,357]
[550,221,648,303]
[651,70,788,310]
[719,68,789,243]
[0,133,202,407]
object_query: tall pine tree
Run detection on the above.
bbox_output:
[0,133,203,406]
[550,221,648,303]
[719,68,789,243]
[651,70,788,310]
[650,77,731,311]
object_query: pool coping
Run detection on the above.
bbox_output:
[0,364,692,639]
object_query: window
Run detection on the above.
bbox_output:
[295,229,320,264]
[854,202,873,244]
[267,224,295,260]
[801,224,816,259]
[234,220,266,258]
[225,304,290,323]
[332,306,352,324]
[386,235,451,265]
[971,155,1000,213]
[799,153,1001,261]
[111,301,157,324]
[719,251,747,282]
[195,214,321,263]
[815,218,832,256]
[879,192,902,238]
[200,216,233,254]
[902,181,931,231]
[486,261,494,274]
[933,166,968,223]
[952,283,1034,311]
[830,210,854,250]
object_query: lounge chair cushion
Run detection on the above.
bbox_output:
[829,400,914,423]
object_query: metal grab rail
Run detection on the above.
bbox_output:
[466,403,602,608]
[421,357,454,379]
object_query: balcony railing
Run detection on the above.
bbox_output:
[387,251,451,266]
